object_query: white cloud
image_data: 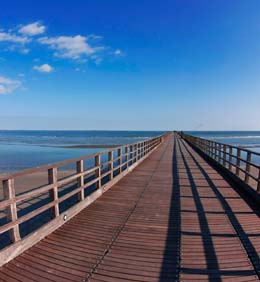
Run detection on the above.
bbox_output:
[38,35,104,60]
[0,31,29,43]
[33,63,54,73]
[114,49,122,55]
[0,22,121,66]
[0,76,21,95]
[19,22,46,36]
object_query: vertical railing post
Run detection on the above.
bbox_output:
[147,140,151,152]
[217,144,221,163]
[245,152,252,184]
[146,140,149,154]
[3,178,20,243]
[210,141,214,158]
[48,167,59,218]
[130,145,133,165]
[108,151,113,180]
[141,142,144,158]
[236,148,241,176]
[207,140,210,155]
[136,144,139,161]
[257,169,260,192]
[143,141,147,156]
[125,147,129,169]
[223,145,227,167]
[229,147,233,170]
[118,148,122,173]
[76,160,84,201]
[95,155,101,189]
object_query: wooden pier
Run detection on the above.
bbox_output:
[1,133,260,281]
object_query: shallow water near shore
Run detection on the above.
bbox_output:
[0,130,164,174]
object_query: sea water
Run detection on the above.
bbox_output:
[186,131,260,164]
[1,130,260,173]
[0,130,165,173]
[187,131,260,149]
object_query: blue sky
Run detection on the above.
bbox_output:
[0,0,259,130]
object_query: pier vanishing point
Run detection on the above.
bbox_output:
[1,132,260,281]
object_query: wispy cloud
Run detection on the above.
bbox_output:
[38,35,104,61]
[19,22,46,36]
[0,29,30,54]
[0,31,29,43]
[33,63,54,73]
[0,21,122,67]
[0,76,21,95]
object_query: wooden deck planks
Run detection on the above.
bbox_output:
[1,133,260,281]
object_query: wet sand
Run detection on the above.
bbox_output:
[0,170,75,200]
[0,170,78,219]
[51,144,120,149]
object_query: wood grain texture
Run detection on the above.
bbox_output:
[1,133,260,281]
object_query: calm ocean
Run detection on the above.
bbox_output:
[187,131,260,166]
[0,130,165,173]
[187,131,260,149]
[1,130,260,174]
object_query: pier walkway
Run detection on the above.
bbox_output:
[1,133,260,281]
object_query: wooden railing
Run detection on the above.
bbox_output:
[0,133,167,266]
[180,132,260,192]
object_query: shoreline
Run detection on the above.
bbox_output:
[56,144,121,149]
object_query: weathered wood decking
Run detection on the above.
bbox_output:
[1,133,260,281]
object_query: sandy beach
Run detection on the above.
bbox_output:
[0,170,77,219]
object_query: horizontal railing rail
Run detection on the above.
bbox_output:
[180,132,260,192]
[0,133,168,266]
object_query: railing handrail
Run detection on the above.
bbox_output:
[0,132,169,267]
[0,133,165,181]
[184,134,260,157]
[180,132,260,192]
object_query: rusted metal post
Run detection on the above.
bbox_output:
[3,178,20,243]
[245,152,252,184]
[76,160,84,201]
[48,167,59,218]
[108,151,113,180]
[95,155,101,189]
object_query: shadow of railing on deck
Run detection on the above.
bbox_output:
[159,135,181,281]
[180,137,259,279]
[178,137,222,282]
